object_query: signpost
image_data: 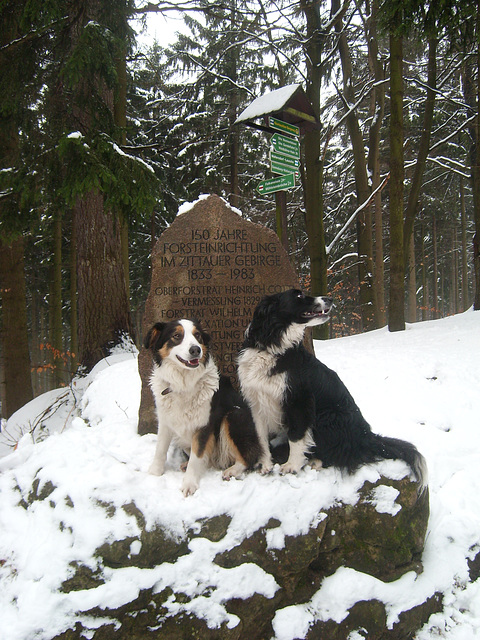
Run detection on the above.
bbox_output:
[254,118,301,195]
[270,150,299,177]
[268,116,300,137]
[271,133,300,159]
[256,173,295,195]
[236,85,319,253]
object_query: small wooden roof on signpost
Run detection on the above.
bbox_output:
[235,83,320,135]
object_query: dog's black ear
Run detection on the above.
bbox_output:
[144,322,165,350]
[201,329,211,346]
[254,295,279,323]
[245,294,281,348]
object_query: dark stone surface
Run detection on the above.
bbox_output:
[54,474,436,640]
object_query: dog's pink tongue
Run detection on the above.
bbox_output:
[189,359,199,366]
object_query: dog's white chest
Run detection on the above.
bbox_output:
[237,348,286,434]
[150,359,218,447]
[160,390,211,444]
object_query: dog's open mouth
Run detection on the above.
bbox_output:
[176,355,200,368]
[302,308,331,319]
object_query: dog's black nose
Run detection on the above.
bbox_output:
[189,345,201,358]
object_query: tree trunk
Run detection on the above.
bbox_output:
[301,0,328,339]
[367,0,386,327]
[70,210,78,371]
[474,12,480,310]
[406,233,416,323]
[228,1,240,209]
[304,129,328,299]
[421,224,428,321]
[114,46,130,301]
[388,33,405,331]
[334,0,376,330]
[275,191,289,253]
[52,211,64,387]
[403,38,437,265]
[432,212,439,319]
[69,0,133,370]
[74,191,132,370]
[0,236,33,417]
[453,225,459,315]
[462,13,480,311]
[460,176,469,310]
[0,13,33,415]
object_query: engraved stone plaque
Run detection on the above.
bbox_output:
[137,194,301,435]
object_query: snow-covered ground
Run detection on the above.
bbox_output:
[0,309,479,640]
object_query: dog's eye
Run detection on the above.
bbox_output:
[194,332,203,343]
[297,291,304,298]
[173,333,181,341]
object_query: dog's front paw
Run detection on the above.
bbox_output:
[148,462,165,476]
[257,455,273,475]
[181,477,199,497]
[259,463,273,475]
[280,461,303,475]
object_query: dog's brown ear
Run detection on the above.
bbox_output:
[192,318,211,347]
[144,322,165,350]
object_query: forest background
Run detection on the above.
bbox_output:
[1,0,479,421]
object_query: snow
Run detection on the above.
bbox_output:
[0,310,480,639]
[235,83,301,124]
[177,193,242,217]
[110,141,155,174]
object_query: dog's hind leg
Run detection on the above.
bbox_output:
[223,410,265,478]
[223,460,247,480]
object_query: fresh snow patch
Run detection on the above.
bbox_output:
[177,194,242,217]
[235,83,301,123]
[0,310,479,639]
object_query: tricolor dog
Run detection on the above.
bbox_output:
[144,319,262,496]
[237,289,427,491]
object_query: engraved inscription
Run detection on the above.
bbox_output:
[154,226,287,374]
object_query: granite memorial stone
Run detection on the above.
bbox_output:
[137,194,302,435]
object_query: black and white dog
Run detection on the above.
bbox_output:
[237,289,427,491]
[144,319,262,496]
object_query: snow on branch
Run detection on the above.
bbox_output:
[133,2,225,15]
[405,75,472,113]
[326,174,390,256]
[427,156,470,179]
[429,113,477,152]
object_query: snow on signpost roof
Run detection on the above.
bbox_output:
[235,83,301,124]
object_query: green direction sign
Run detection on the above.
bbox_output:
[268,116,300,137]
[257,173,295,195]
[270,150,299,169]
[271,162,300,178]
[271,133,300,159]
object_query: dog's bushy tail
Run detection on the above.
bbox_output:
[367,433,428,494]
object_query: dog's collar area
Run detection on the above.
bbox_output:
[161,387,172,396]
